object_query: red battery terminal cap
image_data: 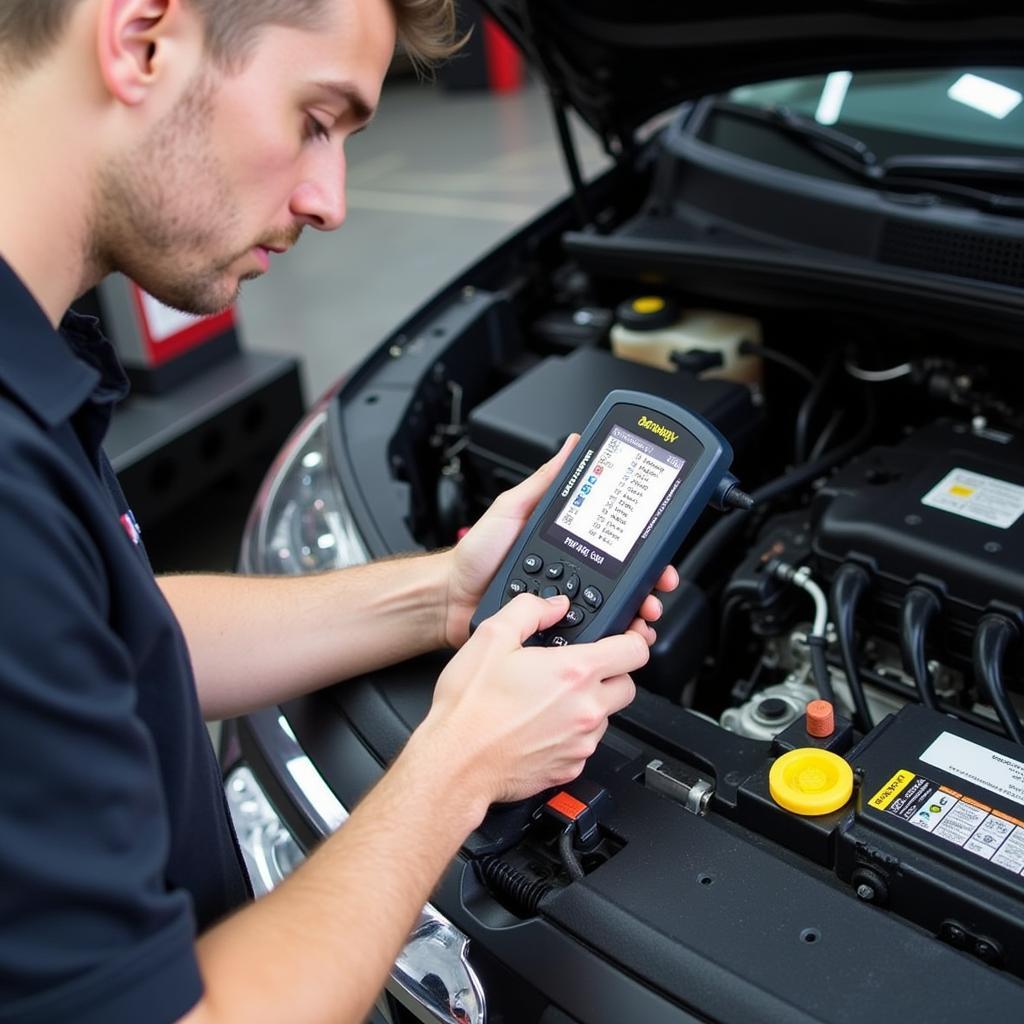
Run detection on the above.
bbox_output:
[806,699,835,737]
[769,748,853,816]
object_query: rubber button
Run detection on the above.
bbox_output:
[562,605,585,628]
[507,579,527,598]
[523,554,543,575]
[541,585,560,599]
[757,697,789,722]
[769,748,853,816]
[806,699,835,737]
[582,585,603,609]
[564,574,580,598]
[545,563,564,580]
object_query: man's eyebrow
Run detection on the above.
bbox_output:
[312,81,376,126]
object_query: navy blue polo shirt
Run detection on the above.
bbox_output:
[0,258,250,1023]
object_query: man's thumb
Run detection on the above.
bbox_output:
[492,593,570,643]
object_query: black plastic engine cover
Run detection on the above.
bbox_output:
[811,420,1024,647]
[465,347,759,491]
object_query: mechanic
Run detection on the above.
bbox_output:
[0,2,677,1022]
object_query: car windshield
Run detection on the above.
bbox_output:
[727,68,1024,156]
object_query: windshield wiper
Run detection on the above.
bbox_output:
[712,100,1024,218]
[882,153,1024,184]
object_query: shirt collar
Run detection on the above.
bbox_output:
[0,256,129,428]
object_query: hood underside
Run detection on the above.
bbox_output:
[481,2,1024,150]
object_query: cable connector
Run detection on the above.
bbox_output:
[670,348,725,375]
[712,474,755,512]
[539,779,609,849]
[538,780,611,882]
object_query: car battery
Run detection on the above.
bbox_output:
[465,346,759,493]
[838,703,1024,977]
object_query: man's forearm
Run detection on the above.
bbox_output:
[159,553,451,720]
[188,717,488,1024]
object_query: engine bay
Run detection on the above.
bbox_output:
[355,263,1024,975]
[327,146,1024,992]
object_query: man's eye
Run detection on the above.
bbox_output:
[306,115,331,142]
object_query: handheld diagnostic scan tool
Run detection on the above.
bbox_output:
[471,390,753,647]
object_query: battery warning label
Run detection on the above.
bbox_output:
[869,770,1024,878]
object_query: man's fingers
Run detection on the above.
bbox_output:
[638,594,663,623]
[542,433,579,476]
[600,673,637,716]
[626,616,657,646]
[655,565,679,593]
[501,434,579,515]
[571,631,649,679]
[483,593,569,644]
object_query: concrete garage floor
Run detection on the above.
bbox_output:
[144,77,605,576]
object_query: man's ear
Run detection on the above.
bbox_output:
[96,0,195,106]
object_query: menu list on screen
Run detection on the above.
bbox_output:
[553,425,685,570]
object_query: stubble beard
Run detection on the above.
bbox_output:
[90,71,250,316]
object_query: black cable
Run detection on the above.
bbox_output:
[557,829,585,882]
[678,395,877,586]
[738,341,816,387]
[716,592,751,678]
[830,564,874,733]
[899,587,942,710]
[475,857,553,915]
[973,614,1024,744]
[806,635,836,705]
[795,353,842,463]
[809,410,845,462]
[826,654,1007,737]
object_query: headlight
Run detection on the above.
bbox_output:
[225,712,486,1022]
[224,765,305,897]
[241,405,369,574]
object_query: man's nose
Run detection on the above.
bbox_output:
[290,152,347,232]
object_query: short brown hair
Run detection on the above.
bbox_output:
[0,0,460,75]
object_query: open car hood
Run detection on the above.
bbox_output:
[480,1,1024,151]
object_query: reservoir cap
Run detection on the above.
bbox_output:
[616,295,679,331]
[806,699,835,737]
[770,748,853,816]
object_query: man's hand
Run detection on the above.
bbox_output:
[443,434,679,649]
[420,592,648,804]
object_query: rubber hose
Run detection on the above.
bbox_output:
[830,564,874,732]
[899,587,941,710]
[678,397,877,586]
[807,635,836,705]
[557,830,585,882]
[475,856,553,915]
[973,614,1024,745]
[794,354,841,463]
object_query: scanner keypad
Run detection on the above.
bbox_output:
[504,557,602,644]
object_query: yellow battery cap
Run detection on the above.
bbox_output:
[631,296,666,315]
[769,748,853,816]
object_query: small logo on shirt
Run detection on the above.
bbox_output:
[119,511,142,546]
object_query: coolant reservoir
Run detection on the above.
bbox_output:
[611,295,763,385]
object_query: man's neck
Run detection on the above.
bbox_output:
[0,66,102,327]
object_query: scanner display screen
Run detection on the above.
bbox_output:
[552,425,685,569]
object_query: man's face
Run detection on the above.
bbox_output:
[94,0,395,315]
